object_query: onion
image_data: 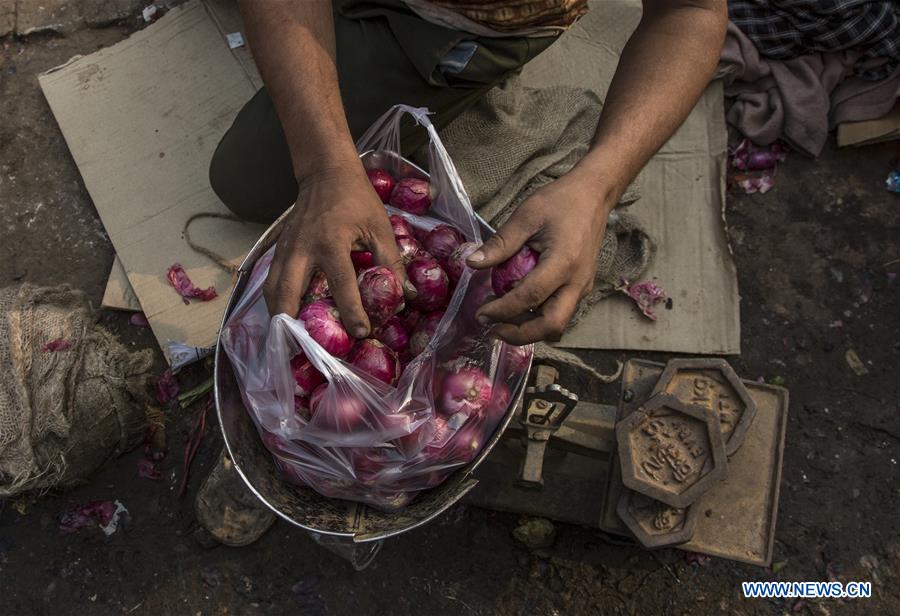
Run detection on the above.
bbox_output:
[398,308,422,332]
[442,423,483,463]
[366,168,395,203]
[351,250,375,272]
[461,278,495,328]
[409,310,445,357]
[438,365,493,417]
[486,381,511,419]
[445,242,478,284]
[406,256,449,311]
[389,178,431,216]
[491,246,539,297]
[310,383,367,430]
[303,270,331,303]
[357,266,405,326]
[396,235,425,264]
[290,352,325,397]
[389,214,415,240]
[503,343,531,374]
[423,225,465,260]
[348,338,401,385]
[374,316,409,354]
[297,299,353,357]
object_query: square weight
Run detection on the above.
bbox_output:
[602,359,788,567]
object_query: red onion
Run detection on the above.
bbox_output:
[351,250,375,272]
[398,308,422,332]
[486,381,511,419]
[389,214,415,239]
[423,225,465,260]
[357,266,405,326]
[746,150,779,171]
[310,383,367,430]
[504,343,531,374]
[374,316,409,354]
[396,235,425,264]
[461,279,494,328]
[443,423,483,463]
[290,352,325,397]
[366,168,395,203]
[303,270,331,303]
[406,256,449,311]
[297,299,353,357]
[438,365,493,417]
[409,310,445,357]
[348,338,401,385]
[445,242,478,284]
[492,246,539,297]
[294,395,312,421]
[389,178,431,216]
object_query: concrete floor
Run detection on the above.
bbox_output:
[1,7,899,616]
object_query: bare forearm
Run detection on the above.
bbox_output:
[573,0,727,206]
[239,0,357,180]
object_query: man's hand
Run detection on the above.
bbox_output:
[264,164,413,338]
[467,167,614,345]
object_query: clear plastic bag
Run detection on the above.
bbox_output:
[221,106,532,511]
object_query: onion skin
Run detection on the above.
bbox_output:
[409,310,445,357]
[491,246,540,297]
[423,225,465,260]
[290,352,325,397]
[396,236,425,264]
[445,242,478,284]
[297,299,354,357]
[486,381,512,420]
[398,308,422,332]
[303,270,331,303]
[406,256,450,311]
[441,423,483,463]
[389,178,432,216]
[357,266,405,326]
[389,214,416,240]
[438,365,493,417]
[348,338,401,385]
[374,316,410,354]
[366,168,395,203]
[294,395,312,421]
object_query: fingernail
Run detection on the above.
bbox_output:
[476,314,491,326]
[352,325,369,338]
[468,250,485,263]
[403,280,418,297]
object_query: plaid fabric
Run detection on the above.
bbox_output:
[729,0,900,80]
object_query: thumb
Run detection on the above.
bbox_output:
[467,218,532,270]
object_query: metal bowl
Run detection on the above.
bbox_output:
[214,150,531,542]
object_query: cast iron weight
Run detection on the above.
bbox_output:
[516,365,579,489]
[616,489,699,549]
[616,393,728,508]
[651,358,757,456]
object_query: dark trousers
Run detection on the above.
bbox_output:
[208,0,556,224]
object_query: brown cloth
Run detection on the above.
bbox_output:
[719,22,900,156]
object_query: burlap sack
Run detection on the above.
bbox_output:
[0,284,154,497]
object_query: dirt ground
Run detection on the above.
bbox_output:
[2,11,899,616]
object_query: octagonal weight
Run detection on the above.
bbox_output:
[651,358,758,456]
[616,393,727,508]
[616,489,699,549]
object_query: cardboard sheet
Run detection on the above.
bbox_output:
[102,256,141,312]
[49,0,738,358]
[40,1,266,361]
[837,100,900,147]
[518,1,739,354]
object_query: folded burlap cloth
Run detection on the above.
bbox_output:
[439,76,655,378]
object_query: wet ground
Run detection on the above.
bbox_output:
[1,8,899,616]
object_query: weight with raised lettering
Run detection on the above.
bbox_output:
[651,358,757,456]
[616,393,727,508]
[616,488,699,549]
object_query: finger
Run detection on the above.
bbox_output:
[263,240,312,318]
[476,256,566,325]
[370,223,417,300]
[489,284,581,345]
[322,250,371,339]
[466,216,534,270]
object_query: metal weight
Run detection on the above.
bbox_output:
[616,489,699,549]
[616,393,728,508]
[651,358,758,456]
